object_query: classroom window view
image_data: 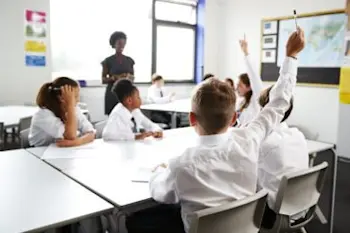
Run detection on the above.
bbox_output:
[51,0,198,83]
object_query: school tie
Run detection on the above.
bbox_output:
[160,89,164,97]
[131,117,138,133]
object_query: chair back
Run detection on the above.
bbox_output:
[273,162,328,217]
[0,122,4,150]
[94,120,107,139]
[189,190,268,233]
[19,116,32,132]
[20,129,31,148]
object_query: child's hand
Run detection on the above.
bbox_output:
[60,85,76,108]
[286,27,305,58]
[135,132,153,140]
[239,35,249,56]
[152,163,168,172]
[153,131,163,139]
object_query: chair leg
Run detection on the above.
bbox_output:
[301,227,307,233]
[315,205,328,224]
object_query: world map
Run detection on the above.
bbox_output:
[277,13,346,67]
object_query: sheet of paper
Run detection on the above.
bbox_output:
[131,167,153,183]
[42,140,108,160]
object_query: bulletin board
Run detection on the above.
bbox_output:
[260,9,346,87]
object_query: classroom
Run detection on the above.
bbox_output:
[0,0,349,232]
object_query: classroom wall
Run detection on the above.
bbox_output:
[219,0,344,143]
[0,0,51,105]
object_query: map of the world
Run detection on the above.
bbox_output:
[277,13,346,67]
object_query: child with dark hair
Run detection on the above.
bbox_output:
[224,77,235,89]
[103,79,163,141]
[258,85,308,228]
[29,77,95,147]
[102,31,135,116]
[202,73,215,81]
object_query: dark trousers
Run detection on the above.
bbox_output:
[151,112,181,128]
[261,204,277,229]
[126,204,185,233]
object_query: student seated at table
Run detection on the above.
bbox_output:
[29,77,95,147]
[125,28,305,233]
[257,85,309,229]
[103,79,163,141]
[236,37,264,127]
[202,73,215,81]
[147,74,180,127]
[225,77,235,89]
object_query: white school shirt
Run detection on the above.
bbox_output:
[29,107,95,147]
[102,103,162,141]
[147,84,172,104]
[258,123,309,209]
[149,57,298,233]
[237,55,264,127]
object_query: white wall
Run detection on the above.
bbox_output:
[0,0,51,105]
[219,0,345,143]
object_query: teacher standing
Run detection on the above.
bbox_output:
[101,31,135,115]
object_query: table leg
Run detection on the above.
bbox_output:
[329,149,337,233]
[171,112,177,129]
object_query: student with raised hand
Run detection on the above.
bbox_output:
[102,79,163,141]
[29,77,95,147]
[236,36,264,126]
[125,28,305,233]
[257,85,309,229]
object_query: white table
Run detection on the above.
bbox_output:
[0,105,90,128]
[26,127,337,233]
[141,99,191,128]
[0,106,38,128]
[0,149,113,233]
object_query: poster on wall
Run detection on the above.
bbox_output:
[340,1,350,104]
[263,21,277,35]
[24,9,47,67]
[262,49,276,63]
[262,35,277,49]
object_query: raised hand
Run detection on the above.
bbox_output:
[239,34,249,56]
[286,27,305,58]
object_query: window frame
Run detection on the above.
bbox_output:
[147,0,197,84]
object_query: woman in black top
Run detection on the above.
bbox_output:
[101,31,135,115]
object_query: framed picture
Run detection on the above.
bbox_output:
[262,35,277,49]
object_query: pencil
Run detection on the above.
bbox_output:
[293,10,298,33]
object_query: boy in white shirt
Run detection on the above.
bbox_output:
[103,79,163,141]
[258,85,309,228]
[147,74,180,127]
[126,28,305,233]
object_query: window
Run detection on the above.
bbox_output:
[50,0,153,83]
[153,0,197,82]
[156,25,195,81]
[155,1,197,24]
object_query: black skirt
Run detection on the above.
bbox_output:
[104,82,119,115]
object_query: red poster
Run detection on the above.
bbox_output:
[26,10,46,23]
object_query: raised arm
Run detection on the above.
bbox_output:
[244,28,305,145]
[239,37,264,98]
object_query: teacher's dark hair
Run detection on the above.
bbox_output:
[109,31,127,48]
[36,77,78,121]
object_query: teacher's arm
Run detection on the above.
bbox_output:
[101,63,111,84]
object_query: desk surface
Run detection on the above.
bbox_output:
[141,98,191,113]
[0,149,113,233]
[25,127,335,208]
